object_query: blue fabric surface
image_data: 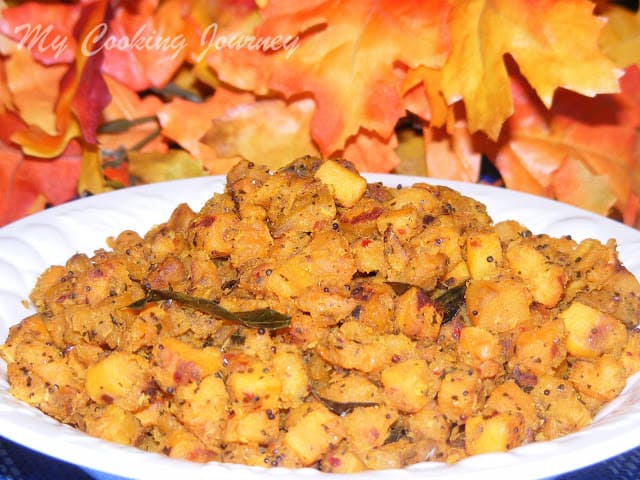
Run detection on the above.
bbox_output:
[1,435,639,480]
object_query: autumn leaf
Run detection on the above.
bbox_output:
[0,140,82,225]
[4,48,66,135]
[128,149,207,183]
[200,94,319,171]
[550,156,618,215]
[599,4,640,69]
[158,96,227,162]
[100,75,167,154]
[77,144,110,195]
[489,67,640,223]
[100,0,190,91]
[423,119,483,183]
[342,129,400,173]
[0,1,79,64]
[440,0,621,140]
[8,0,111,157]
[207,0,451,160]
[403,66,450,129]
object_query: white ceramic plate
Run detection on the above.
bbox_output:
[1,174,640,480]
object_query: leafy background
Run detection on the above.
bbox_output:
[0,0,639,228]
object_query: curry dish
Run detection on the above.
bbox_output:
[2,157,640,471]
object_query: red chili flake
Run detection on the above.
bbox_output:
[328,456,342,468]
[349,207,384,224]
[243,392,256,402]
[452,325,462,340]
[361,238,372,248]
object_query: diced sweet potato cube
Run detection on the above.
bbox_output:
[224,405,279,444]
[285,404,343,465]
[484,381,539,433]
[272,348,310,408]
[343,405,397,455]
[560,302,628,359]
[314,159,367,208]
[86,404,143,446]
[457,326,503,378]
[437,367,482,422]
[376,206,421,240]
[394,287,442,341]
[465,412,525,455]
[175,375,229,448]
[152,336,222,391]
[569,354,627,404]
[506,241,566,307]
[511,319,566,377]
[85,351,151,411]
[621,330,640,376]
[187,212,238,257]
[381,359,438,412]
[227,361,282,410]
[530,376,592,441]
[466,231,502,280]
[466,278,532,333]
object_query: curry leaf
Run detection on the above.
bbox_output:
[311,389,379,416]
[127,289,291,330]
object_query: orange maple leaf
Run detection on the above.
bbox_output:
[4,48,67,135]
[207,0,451,158]
[100,0,191,91]
[0,140,82,226]
[441,0,621,140]
[8,0,112,157]
[490,67,640,224]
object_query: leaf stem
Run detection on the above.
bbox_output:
[98,115,159,134]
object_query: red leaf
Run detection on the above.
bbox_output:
[0,2,80,64]
[69,0,112,144]
[9,0,112,155]
[100,0,190,91]
[0,140,81,226]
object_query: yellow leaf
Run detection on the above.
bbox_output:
[78,144,111,195]
[201,97,319,171]
[403,66,450,128]
[600,5,640,69]
[442,0,621,139]
[394,129,427,177]
[128,149,206,183]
